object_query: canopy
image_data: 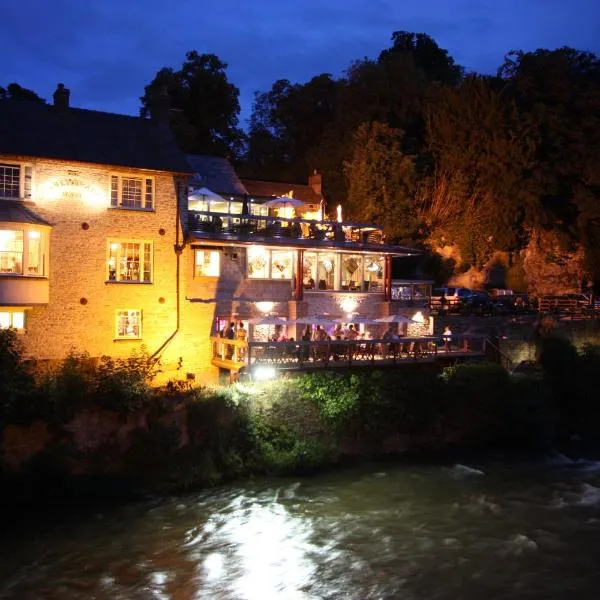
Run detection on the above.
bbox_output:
[262,196,306,209]
[376,314,416,324]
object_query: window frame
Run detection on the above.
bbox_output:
[0,310,25,331]
[0,162,33,201]
[115,309,142,340]
[0,227,47,276]
[107,239,153,284]
[194,249,221,278]
[109,173,154,210]
[247,247,294,280]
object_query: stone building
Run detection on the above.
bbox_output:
[0,88,428,385]
[0,84,192,378]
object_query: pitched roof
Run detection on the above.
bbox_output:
[241,179,322,205]
[0,200,51,226]
[187,155,248,196]
[0,101,192,174]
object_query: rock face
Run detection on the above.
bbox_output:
[523,229,584,296]
[431,228,585,296]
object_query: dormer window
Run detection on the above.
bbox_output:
[0,163,32,201]
[110,175,154,210]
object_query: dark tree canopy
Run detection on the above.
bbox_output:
[140,51,244,158]
[0,83,45,103]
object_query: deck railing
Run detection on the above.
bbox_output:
[210,335,488,371]
[189,210,384,245]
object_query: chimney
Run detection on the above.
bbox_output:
[309,169,322,195]
[53,83,70,110]
[152,85,171,129]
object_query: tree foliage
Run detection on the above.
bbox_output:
[0,83,45,103]
[140,51,244,158]
[344,122,418,243]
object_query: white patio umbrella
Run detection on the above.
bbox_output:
[295,316,337,327]
[376,314,416,324]
[189,186,225,202]
[249,315,290,326]
[334,315,381,325]
[262,196,306,209]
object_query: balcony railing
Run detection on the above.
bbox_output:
[210,335,489,372]
[189,210,385,246]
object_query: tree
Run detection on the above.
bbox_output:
[422,74,539,265]
[344,121,418,243]
[243,74,340,181]
[499,48,600,277]
[140,51,243,158]
[0,83,45,103]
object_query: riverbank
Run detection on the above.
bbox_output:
[2,327,600,514]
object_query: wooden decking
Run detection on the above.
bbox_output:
[211,335,495,375]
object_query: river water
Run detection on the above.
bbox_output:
[2,455,600,599]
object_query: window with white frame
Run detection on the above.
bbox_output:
[107,240,152,282]
[194,249,220,277]
[0,311,25,330]
[0,163,32,201]
[0,229,46,275]
[110,175,153,209]
[115,309,141,339]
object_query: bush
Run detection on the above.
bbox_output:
[0,328,37,424]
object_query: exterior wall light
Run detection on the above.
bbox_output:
[254,365,276,381]
[255,301,275,314]
[340,297,358,315]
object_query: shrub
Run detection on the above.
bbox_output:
[0,328,37,424]
[296,372,361,426]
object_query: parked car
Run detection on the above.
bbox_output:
[459,291,507,316]
[431,287,476,313]
[494,293,536,314]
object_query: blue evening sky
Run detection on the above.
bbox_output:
[2,0,599,126]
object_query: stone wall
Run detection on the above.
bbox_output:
[3,155,183,377]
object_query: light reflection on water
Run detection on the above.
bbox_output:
[3,458,600,599]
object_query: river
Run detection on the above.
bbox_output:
[2,455,600,599]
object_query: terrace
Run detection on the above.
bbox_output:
[210,334,493,377]
[188,210,415,255]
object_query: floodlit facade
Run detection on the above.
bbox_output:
[0,85,191,379]
[0,88,433,384]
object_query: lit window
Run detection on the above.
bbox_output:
[194,250,220,277]
[341,254,363,291]
[107,241,153,283]
[110,175,153,209]
[247,246,269,279]
[317,253,335,290]
[0,229,46,276]
[364,255,384,292]
[0,230,23,273]
[0,311,25,330]
[247,247,294,280]
[0,163,32,201]
[271,250,293,279]
[115,309,141,339]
